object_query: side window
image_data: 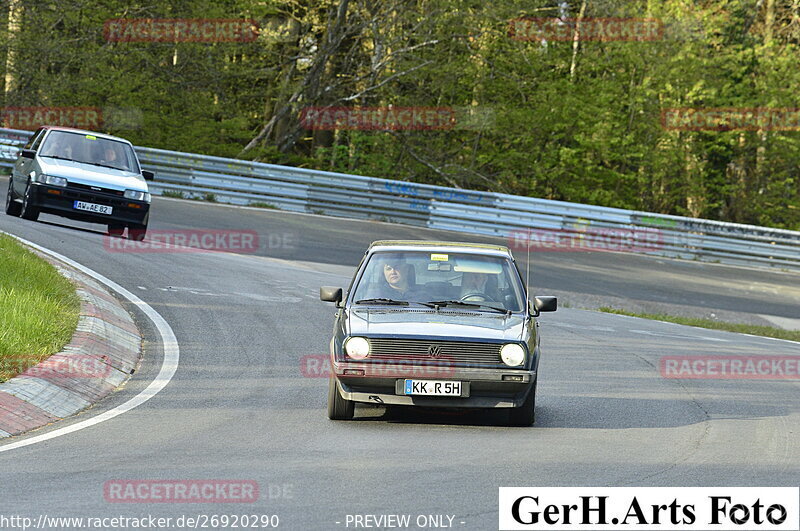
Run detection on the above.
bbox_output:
[346,254,369,301]
[23,128,44,150]
[30,131,46,151]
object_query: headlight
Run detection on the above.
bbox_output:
[500,343,526,367]
[124,189,151,202]
[36,174,67,187]
[344,337,370,360]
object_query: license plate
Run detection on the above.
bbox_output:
[74,201,112,215]
[404,379,462,396]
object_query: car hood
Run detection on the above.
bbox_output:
[39,158,147,192]
[347,307,527,341]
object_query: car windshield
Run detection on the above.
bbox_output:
[351,250,526,312]
[38,130,139,173]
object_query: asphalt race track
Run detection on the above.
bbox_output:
[1,176,798,530]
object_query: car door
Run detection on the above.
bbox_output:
[12,128,45,196]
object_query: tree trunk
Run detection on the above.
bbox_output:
[569,0,588,82]
[764,0,775,45]
[4,0,22,100]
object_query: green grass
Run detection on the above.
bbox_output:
[161,190,185,199]
[248,201,278,209]
[598,306,800,343]
[0,234,80,382]
[160,190,219,203]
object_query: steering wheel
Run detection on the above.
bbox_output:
[459,292,498,303]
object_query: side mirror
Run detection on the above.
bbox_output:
[320,286,343,304]
[21,149,35,159]
[534,296,558,314]
[142,170,155,181]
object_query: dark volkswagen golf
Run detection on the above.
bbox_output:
[320,240,557,426]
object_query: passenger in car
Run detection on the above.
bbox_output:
[360,258,422,301]
[382,261,413,295]
[43,137,73,159]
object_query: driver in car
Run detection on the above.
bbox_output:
[460,271,499,302]
[102,146,120,165]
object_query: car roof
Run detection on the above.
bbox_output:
[40,126,133,145]
[368,240,512,257]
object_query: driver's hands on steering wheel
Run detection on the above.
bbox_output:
[459,292,497,303]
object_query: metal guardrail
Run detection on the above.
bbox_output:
[2,127,799,272]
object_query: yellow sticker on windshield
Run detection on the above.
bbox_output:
[85,135,96,140]
[430,253,448,261]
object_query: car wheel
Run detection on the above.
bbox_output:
[107,224,125,237]
[20,181,39,221]
[5,178,21,217]
[128,223,147,241]
[508,380,536,427]
[327,377,354,420]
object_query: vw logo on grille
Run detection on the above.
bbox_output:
[428,345,443,358]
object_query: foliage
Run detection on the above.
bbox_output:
[1,0,797,228]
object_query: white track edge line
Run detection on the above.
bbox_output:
[0,232,179,453]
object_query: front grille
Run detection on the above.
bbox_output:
[367,338,504,367]
[58,189,129,207]
[68,182,124,196]
[57,183,129,207]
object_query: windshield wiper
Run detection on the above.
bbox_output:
[355,298,409,306]
[43,157,128,171]
[423,300,509,314]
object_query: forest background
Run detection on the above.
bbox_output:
[2,0,798,229]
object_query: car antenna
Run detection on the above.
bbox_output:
[525,228,531,314]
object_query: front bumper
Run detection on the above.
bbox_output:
[333,361,535,408]
[29,183,149,225]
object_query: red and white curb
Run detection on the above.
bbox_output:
[0,235,178,453]
[0,257,142,437]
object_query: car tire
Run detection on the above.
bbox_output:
[508,380,536,427]
[20,181,39,221]
[128,223,147,241]
[5,179,21,217]
[108,224,125,237]
[327,377,355,420]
